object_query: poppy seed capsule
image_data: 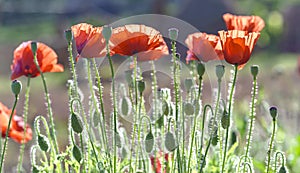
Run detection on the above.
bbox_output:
[269,106,278,120]
[38,134,50,152]
[65,29,73,42]
[216,65,225,79]
[11,80,22,95]
[165,131,177,152]
[168,28,179,41]
[251,65,259,78]
[145,131,154,153]
[73,144,82,163]
[102,25,112,41]
[71,112,83,133]
[197,63,205,77]
[31,41,37,55]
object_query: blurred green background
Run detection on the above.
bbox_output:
[1,0,300,172]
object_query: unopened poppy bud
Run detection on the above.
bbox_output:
[168,28,179,41]
[73,144,82,163]
[119,97,132,116]
[197,62,205,78]
[251,65,259,78]
[211,134,219,146]
[165,131,177,152]
[65,29,73,42]
[184,78,193,92]
[138,80,145,94]
[71,112,83,133]
[38,134,50,152]
[216,65,225,80]
[31,41,37,55]
[102,25,112,41]
[221,110,229,129]
[11,80,22,95]
[269,106,278,120]
[278,166,287,173]
[145,131,154,153]
[184,102,194,116]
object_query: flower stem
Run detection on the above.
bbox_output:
[17,77,31,173]
[0,94,19,172]
[266,118,276,173]
[221,64,238,173]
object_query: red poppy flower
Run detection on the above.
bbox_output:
[223,13,265,32]
[185,32,224,63]
[71,23,107,59]
[150,152,170,173]
[218,30,260,69]
[109,24,169,61]
[11,41,64,80]
[0,102,32,143]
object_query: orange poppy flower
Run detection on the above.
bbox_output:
[218,30,260,69]
[0,102,32,143]
[109,24,169,61]
[11,41,64,80]
[223,13,265,32]
[71,23,107,59]
[185,32,224,63]
[150,152,170,173]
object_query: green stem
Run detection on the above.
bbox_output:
[0,94,19,172]
[200,138,211,173]
[266,119,276,173]
[67,37,79,97]
[200,105,213,155]
[243,77,257,173]
[17,77,31,173]
[221,64,238,173]
[274,151,285,172]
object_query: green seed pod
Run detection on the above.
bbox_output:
[216,65,225,80]
[65,29,73,42]
[71,112,83,133]
[120,97,131,116]
[251,65,259,79]
[73,144,82,163]
[168,28,179,41]
[221,110,229,129]
[278,166,287,173]
[165,131,177,152]
[115,132,122,148]
[184,102,194,116]
[31,41,38,55]
[38,134,50,152]
[11,80,22,95]
[184,78,193,92]
[162,101,169,116]
[144,131,154,153]
[269,106,278,120]
[102,25,112,41]
[93,111,100,127]
[197,62,205,78]
[138,80,146,94]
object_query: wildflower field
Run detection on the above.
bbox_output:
[0,10,299,173]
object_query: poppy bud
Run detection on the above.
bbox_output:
[102,25,112,41]
[197,62,205,78]
[184,102,194,116]
[184,78,193,92]
[145,131,154,153]
[31,41,37,55]
[269,106,278,120]
[168,28,179,41]
[221,110,229,129]
[73,144,82,163]
[278,166,287,173]
[251,65,259,79]
[138,80,146,94]
[38,134,50,152]
[165,131,177,152]
[119,97,131,116]
[71,112,83,133]
[211,134,219,146]
[65,29,73,42]
[11,80,22,95]
[216,65,225,80]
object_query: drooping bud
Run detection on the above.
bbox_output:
[216,65,225,80]
[221,110,229,129]
[165,131,177,152]
[184,102,194,116]
[119,97,131,116]
[278,166,287,173]
[102,25,112,41]
[11,80,22,95]
[65,29,73,42]
[138,80,145,94]
[31,41,38,55]
[251,65,259,79]
[38,134,50,152]
[73,144,82,163]
[197,62,205,78]
[145,131,154,153]
[71,112,83,133]
[269,106,278,120]
[168,28,179,41]
[184,78,193,93]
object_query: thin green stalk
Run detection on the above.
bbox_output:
[17,77,31,173]
[200,105,213,156]
[0,94,19,172]
[266,119,276,173]
[243,76,258,173]
[67,36,79,95]
[151,61,158,118]
[221,64,238,173]
[187,77,203,173]
[135,94,145,171]
[200,138,211,173]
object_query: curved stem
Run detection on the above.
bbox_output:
[0,94,19,172]
[237,155,251,173]
[266,119,276,173]
[221,64,238,173]
[274,151,285,172]
[17,77,31,173]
